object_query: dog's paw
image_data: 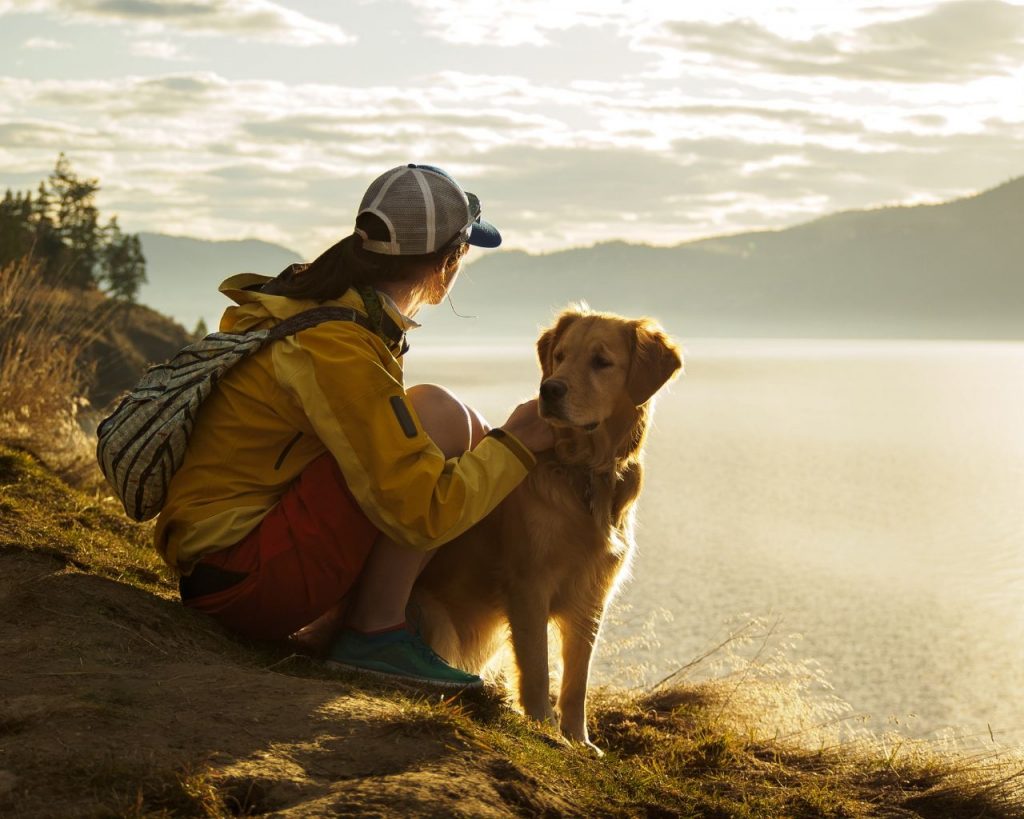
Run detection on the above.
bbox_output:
[559,723,605,757]
[524,703,558,728]
[562,730,605,757]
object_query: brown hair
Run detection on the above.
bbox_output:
[262,212,468,303]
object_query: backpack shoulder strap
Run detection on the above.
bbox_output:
[354,287,409,355]
[265,306,374,342]
[264,304,408,354]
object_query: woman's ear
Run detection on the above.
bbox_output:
[442,243,469,274]
[627,320,682,406]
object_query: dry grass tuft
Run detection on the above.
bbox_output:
[0,256,110,483]
[583,615,1024,818]
[76,756,224,818]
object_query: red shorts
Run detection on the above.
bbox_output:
[181,453,379,640]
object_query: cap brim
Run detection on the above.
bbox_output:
[468,218,502,249]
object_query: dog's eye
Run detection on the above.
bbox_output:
[592,356,613,370]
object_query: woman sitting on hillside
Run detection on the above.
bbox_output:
[155,165,553,688]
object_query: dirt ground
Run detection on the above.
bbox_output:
[0,549,577,818]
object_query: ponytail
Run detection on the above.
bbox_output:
[262,213,467,303]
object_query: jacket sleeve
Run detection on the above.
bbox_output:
[271,324,535,551]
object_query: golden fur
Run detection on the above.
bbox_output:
[412,307,682,750]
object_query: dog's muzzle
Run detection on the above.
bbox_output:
[539,378,569,421]
[540,378,567,404]
[540,378,599,431]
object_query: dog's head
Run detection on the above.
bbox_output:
[536,307,682,460]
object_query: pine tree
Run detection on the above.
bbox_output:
[45,153,102,288]
[0,190,32,263]
[102,217,147,302]
[0,155,147,298]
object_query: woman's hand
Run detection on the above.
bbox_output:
[501,398,555,454]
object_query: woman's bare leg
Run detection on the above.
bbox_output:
[344,384,487,633]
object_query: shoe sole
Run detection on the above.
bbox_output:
[324,660,484,690]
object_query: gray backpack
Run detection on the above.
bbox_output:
[96,306,390,521]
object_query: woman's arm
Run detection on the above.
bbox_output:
[272,324,536,551]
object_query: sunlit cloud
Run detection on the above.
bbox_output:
[405,0,630,46]
[0,0,354,45]
[21,36,71,49]
[0,2,1021,256]
[129,39,191,61]
[660,0,1024,83]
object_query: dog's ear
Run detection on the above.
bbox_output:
[537,312,580,377]
[627,320,682,406]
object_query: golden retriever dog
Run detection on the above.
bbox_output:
[413,307,682,750]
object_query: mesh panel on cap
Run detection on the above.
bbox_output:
[386,171,432,254]
[358,172,390,211]
[357,165,471,255]
[425,171,471,251]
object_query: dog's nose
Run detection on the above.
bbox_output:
[540,379,568,402]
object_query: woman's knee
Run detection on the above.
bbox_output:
[466,405,489,447]
[406,384,473,458]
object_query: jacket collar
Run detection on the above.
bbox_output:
[217,274,416,353]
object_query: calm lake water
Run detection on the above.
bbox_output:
[405,339,1024,746]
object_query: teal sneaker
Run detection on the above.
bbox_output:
[326,627,483,689]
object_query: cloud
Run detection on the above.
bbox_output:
[239,109,566,159]
[1,60,1021,257]
[129,39,191,60]
[21,73,225,118]
[0,120,99,148]
[21,36,71,49]
[1,0,354,45]
[405,0,629,46]
[661,0,1024,83]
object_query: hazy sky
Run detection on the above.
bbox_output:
[1,0,1022,257]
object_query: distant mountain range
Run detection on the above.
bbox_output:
[137,233,301,334]
[138,177,1024,341]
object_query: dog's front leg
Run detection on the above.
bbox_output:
[507,597,556,726]
[556,611,602,751]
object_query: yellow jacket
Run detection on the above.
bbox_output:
[154,274,535,571]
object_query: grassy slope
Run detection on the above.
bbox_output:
[0,447,1021,818]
